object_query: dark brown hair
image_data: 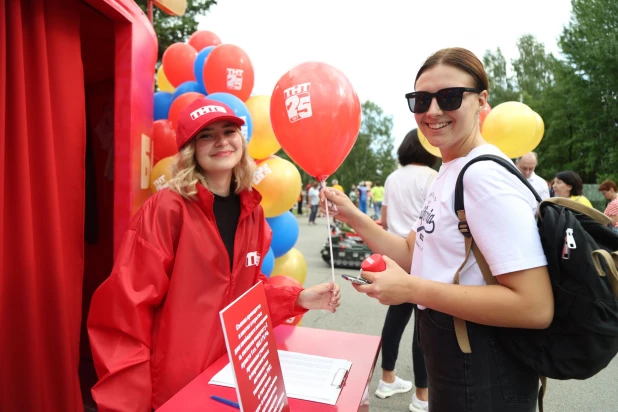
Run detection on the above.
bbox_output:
[598,179,618,192]
[398,129,438,168]
[555,171,584,196]
[415,47,489,92]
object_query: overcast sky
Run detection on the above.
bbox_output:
[198,0,573,148]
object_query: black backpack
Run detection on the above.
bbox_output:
[452,155,618,411]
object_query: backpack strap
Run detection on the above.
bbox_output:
[591,249,618,298]
[453,209,497,353]
[538,376,548,412]
[452,155,538,354]
[543,197,612,226]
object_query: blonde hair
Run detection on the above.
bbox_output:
[167,128,255,199]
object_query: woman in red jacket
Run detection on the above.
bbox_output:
[87,97,341,412]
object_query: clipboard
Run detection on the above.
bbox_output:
[210,350,352,405]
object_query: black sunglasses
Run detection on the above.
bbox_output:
[405,87,482,113]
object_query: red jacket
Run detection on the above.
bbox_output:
[87,185,306,411]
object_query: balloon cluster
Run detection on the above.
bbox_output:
[418,102,545,159]
[150,30,256,191]
[150,30,326,327]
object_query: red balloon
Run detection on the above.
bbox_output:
[268,274,302,289]
[153,120,178,163]
[168,92,205,131]
[270,62,361,181]
[188,30,222,52]
[162,43,198,87]
[203,44,254,101]
[480,103,492,131]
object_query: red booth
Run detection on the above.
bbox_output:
[1,0,157,410]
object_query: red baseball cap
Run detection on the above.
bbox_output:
[175,98,246,150]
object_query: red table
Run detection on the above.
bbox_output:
[158,325,381,412]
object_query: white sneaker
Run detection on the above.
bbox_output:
[409,392,429,412]
[374,376,413,399]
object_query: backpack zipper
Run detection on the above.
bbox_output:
[562,228,577,259]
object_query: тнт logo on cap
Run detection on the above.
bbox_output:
[190,105,228,120]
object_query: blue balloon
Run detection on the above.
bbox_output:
[171,81,203,101]
[207,92,254,142]
[193,46,215,94]
[262,248,275,277]
[266,211,299,258]
[154,91,173,121]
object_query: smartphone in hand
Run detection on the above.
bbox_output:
[341,274,372,285]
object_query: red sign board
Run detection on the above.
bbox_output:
[219,282,290,412]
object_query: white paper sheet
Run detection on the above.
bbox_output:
[209,350,352,405]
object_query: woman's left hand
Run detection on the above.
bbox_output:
[352,256,414,305]
[297,282,341,313]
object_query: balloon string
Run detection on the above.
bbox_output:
[321,179,336,285]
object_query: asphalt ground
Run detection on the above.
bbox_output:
[295,214,618,412]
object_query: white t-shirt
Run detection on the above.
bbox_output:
[308,187,320,206]
[528,172,550,200]
[411,144,547,309]
[383,165,438,238]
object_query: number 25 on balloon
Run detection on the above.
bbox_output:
[284,82,313,123]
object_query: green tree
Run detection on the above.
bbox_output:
[135,0,217,62]
[511,34,554,101]
[535,0,618,183]
[483,48,519,106]
[331,101,396,191]
[278,101,396,191]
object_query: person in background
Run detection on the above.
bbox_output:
[552,170,593,207]
[331,179,344,193]
[516,152,550,200]
[375,129,437,411]
[371,180,385,220]
[598,179,618,232]
[357,182,369,214]
[297,184,305,215]
[308,181,320,225]
[349,184,358,207]
[87,98,341,412]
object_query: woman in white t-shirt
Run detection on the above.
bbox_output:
[322,47,553,412]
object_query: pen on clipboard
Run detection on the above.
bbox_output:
[210,395,240,409]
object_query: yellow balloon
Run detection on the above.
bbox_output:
[417,129,442,158]
[246,95,281,159]
[529,112,545,152]
[157,65,175,93]
[272,248,307,285]
[297,320,303,327]
[149,156,175,193]
[253,157,301,217]
[482,102,538,159]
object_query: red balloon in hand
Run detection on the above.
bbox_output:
[270,62,361,182]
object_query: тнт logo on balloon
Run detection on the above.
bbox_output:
[284,82,313,123]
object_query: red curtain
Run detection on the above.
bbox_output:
[0,0,85,411]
